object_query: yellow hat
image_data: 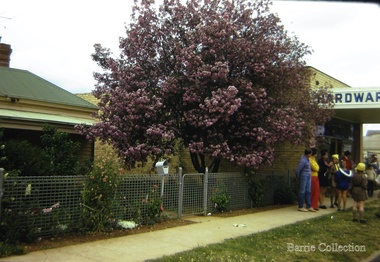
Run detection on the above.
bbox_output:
[356,163,366,172]
[332,154,339,159]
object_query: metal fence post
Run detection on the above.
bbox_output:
[178,167,183,219]
[203,167,208,216]
[160,175,165,198]
[0,168,4,222]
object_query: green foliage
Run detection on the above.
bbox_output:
[0,208,40,243]
[246,170,265,207]
[74,158,93,176]
[2,140,49,176]
[1,125,83,176]
[0,203,70,258]
[0,242,24,258]
[41,124,81,175]
[133,184,164,225]
[248,179,265,207]
[0,129,5,167]
[1,193,70,245]
[210,183,230,213]
[80,150,121,232]
[273,184,296,204]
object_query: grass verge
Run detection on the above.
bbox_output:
[149,201,380,262]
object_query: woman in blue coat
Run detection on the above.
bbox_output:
[335,160,353,211]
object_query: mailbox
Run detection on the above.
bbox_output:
[155,160,169,176]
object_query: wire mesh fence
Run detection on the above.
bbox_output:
[181,173,205,215]
[255,171,297,206]
[207,172,251,213]
[1,176,86,239]
[112,174,180,221]
[177,171,252,217]
[1,170,294,239]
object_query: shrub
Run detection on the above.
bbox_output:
[2,140,50,176]
[1,125,82,176]
[41,124,81,175]
[133,184,164,225]
[273,185,296,204]
[246,169,265,207]
[210,183,230,213]
[0,129,5,167]
[0,182,69,244]
[0,242,24,258]
[80,149,121,232]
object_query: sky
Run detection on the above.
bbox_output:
[1,0,380,130]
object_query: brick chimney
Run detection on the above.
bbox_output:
[0,43,12,67]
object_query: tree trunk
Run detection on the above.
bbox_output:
[190,152,221,173]
[190,152,206,173]
[209,157,221,173]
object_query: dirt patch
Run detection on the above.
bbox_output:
[22,204,289,253]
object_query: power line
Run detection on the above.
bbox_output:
[0,15,12,23]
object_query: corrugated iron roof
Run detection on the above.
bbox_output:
[0,67,98,109]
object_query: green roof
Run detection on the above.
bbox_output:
[0,67,98,109]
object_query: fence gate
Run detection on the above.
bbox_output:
[178,167,208,218]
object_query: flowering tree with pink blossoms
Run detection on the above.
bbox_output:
[77,0,333,173]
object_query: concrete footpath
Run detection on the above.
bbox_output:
[1,195,379,262]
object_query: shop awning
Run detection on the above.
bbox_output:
[332,87,380,124]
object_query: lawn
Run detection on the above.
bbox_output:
[149,201,380,262]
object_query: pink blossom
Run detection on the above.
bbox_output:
[77,0,333,172]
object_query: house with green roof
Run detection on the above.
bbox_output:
[0,43,98,162]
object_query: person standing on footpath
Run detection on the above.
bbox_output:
[318,149,333,209]
[365,163,376,197]
[375,173,380,218]
[369,154,379,174]
[296,148,317,212]
[342,150,355,198]
[310,148,320,210]
[330,154,340,208]
[351,163,368,223]
[342,150,353,171]
[335,160,352,211]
